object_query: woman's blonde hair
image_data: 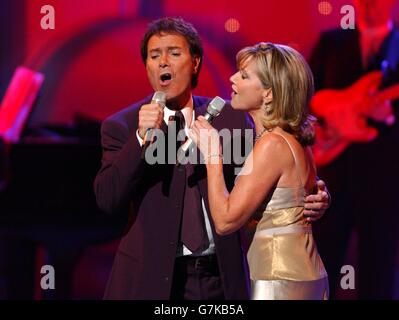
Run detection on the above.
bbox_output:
[236,42,316,146]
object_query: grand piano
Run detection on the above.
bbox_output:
[0,69,125,299]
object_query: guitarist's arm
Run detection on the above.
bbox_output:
[310,71,398,167]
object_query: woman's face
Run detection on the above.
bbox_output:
[230,58,268,111]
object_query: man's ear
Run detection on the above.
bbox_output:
[193,56,201,74]
[263,88,273,105]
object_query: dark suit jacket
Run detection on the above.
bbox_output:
[94,95,251,299]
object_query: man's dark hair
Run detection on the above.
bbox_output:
[141,17,203,88]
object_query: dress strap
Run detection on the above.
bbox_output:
[268,131,305,188]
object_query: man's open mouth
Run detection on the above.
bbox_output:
[160,73,172,85]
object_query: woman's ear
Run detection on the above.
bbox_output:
[263,88,273,105]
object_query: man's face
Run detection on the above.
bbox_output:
[145,33,200,108]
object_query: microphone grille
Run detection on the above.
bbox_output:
[152,91,166,104]
[207,96,225,117]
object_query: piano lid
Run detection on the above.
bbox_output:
[0,66,45,144]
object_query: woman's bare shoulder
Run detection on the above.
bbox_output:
[253,131,291,158]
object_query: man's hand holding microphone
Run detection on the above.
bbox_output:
[139,92,166,159]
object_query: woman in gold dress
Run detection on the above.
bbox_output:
[189,42,328,300]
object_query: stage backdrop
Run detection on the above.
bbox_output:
[4,0,392,126]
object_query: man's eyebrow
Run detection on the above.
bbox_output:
[149,48,161,53]
[167,46,182,50]
[148,46,182,52]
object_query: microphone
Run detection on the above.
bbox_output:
[141,91,166,159]
[177,96,225,164]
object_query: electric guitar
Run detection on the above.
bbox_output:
[311,71,399,166]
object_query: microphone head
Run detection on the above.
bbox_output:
[207,96,225,117]
[152,91,166,106]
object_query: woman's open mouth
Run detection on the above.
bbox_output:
[231,87,237,98]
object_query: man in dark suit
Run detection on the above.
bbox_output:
[94,17,330,300]
[310,0,399,299]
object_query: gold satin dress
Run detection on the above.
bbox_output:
[246,133,329,300]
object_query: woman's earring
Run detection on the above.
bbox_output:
[264,102,272,114]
